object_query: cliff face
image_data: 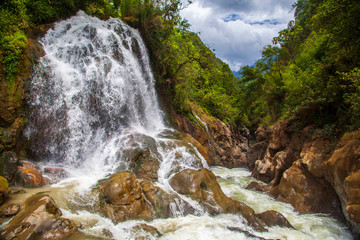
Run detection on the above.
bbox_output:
[168,105,249,168]
[0,28,46,157]
[248,120,360,237]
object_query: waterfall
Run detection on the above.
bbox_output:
[27,11,206,189]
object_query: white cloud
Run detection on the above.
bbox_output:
[180,0,295,70]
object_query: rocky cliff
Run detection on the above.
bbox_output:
[247,119,360,237]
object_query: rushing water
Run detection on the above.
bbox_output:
[21,11,353,239]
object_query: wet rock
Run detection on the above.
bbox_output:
[0,151,19,181]
[0,194,77,240]
[245,181,269,192]
[139,179,195,218]
[256,210,294,229]
[170,168,266,232]
[130,223,162,239]
[43,167,68,184]
[181,133,211,165]
[323,130,360,236]
[130,150,159,180]
[227,227,279,240]
[97,172,153,223]
[269,160,343,219]
[14,160,45,187]
[0,176,10,205]
[0,203,20,217]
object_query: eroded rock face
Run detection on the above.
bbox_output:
[248,121,347,221]
[172,110,249,168]
[0,194,77,240]
[170,168,266,232]
[270,160,343,220]
[323,130,360,236]
[98,172,153,223]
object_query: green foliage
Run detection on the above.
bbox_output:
[0,0,120,84]
[238,0,360,130]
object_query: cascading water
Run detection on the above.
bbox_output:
[21,11,353,240]
[27,11,205,187]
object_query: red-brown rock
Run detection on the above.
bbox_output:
[256,210,294,229]
[97,172,153,223]
[269,160,343,220]
[0,203,20,217]
[323,129,360,236]
[170,168,266,232]
[14,160,45,187]
[0,194,77,240]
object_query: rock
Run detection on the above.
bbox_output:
[14,160,45,187]
[269,160,343,220]
[227,227,279,240]
[0,203,20,217]
[0,176,10,205]
[255,126,267,142]
[323,129,360,236]
[171,109,249,168]
[256,210,294,229]
[245,181,269,192]
[43,167,68,184]
[139,179,195,218]
[247,140,268,171]
[251,120,306,183]
[97,172,153,223]
[170,168,266,232]
[130,150,159,180]
[130,223,162,239]
[0,194,77,240]
[181,133,211,165]
[0,151,19,181]
[300,137,331,178]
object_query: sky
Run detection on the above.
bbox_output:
[180,0,296,71]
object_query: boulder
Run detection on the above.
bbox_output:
[245,181,269,192]
[130,223,162,239]
[323,129,360,236]
[0,176,10,205]
[139,179,195,218]
[0,194,77,240]
[0,203,20,217]
[129,150,159,180]
[256,210,294,229]
[170,168,266,232]
[269,160,343,220]
[97,172,153,223]
[14,160,45,187]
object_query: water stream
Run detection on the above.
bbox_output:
[19,11,353,239]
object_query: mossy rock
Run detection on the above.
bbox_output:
[0,176,10,205]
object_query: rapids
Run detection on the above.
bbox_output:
[16,11,353,239]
